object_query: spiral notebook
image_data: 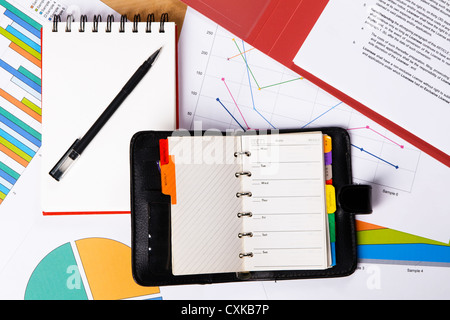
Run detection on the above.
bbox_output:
[41,14,177,215]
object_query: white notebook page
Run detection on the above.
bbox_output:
[41,21,176,213]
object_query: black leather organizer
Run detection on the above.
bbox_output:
[130,127,372,286]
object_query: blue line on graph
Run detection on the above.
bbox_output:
[0,128,35,157]
[301,102,343,128]
[351,144,399,169]
[216,98,246,131]
[4,10,41,38]
[241,40,276,129]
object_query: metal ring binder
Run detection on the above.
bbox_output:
[146,13,155,32]
[79,15,87,32]
[133,14,140,33]
[106,15,114,32]
[239,252,254,258]
[52,14,61,32]
[65,15,74,32]
[236,192,252,198]
[238,232,253,238]
[92,15,101,32]
[235,171,251,177]
[234,151,251,157]
[160,13,168,33]
[237,212,253,218]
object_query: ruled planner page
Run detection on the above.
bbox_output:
[168,135,246,275]
[240,132,330,271]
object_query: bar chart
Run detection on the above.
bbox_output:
[0,0,61,205]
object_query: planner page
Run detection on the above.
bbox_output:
[239,132,331,271]
[168,134,246,275]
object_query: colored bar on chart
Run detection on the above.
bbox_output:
[0,59,41,93]
[6,25,40,53]
[0,142,29,166]
[0,106,41,144]
[9,42,41,67]
[0,128,36,157]
[18,66,41,86]
[0,0,42,31]
[4,9,41,38]
[0,161,19,181]
[0,167,17,184]
[0,88,41,122]
[21,97,41,115]
[0,26,41,60]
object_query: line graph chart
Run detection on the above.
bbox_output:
[179,14,421,193]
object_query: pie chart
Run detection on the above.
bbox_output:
[24,238,160,300]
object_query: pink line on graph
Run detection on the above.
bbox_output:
[221,78,251,129]
[347,125,404,148]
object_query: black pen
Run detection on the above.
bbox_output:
[49,46,163,181]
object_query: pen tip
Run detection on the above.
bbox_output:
[148,47,163,64]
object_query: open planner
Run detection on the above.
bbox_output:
[41,14,177,215]
[168,132,331,275]
[130,128,373,286]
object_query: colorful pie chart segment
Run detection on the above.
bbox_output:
[25,238,159,300]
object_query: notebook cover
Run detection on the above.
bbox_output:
[130,127,372,286]
[181,0,450,167]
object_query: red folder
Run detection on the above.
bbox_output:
[181,0,450,167]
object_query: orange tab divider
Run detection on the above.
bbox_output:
[161,155,177,205]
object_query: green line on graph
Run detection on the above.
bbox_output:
[232,38,261,89]
[231,38,302,91]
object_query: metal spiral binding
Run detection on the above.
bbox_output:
[52,14,61,32]
[106,15,114,32]
[79,15,87,32]
[160,13,168,33]
[119,14,126,32]
[238,232,253,238]
[239,252,253,258]
[146,13,155,32]
[52,13,170,33]
[92,15,101,32]
[132,14,140,32]
[65,15,74,32]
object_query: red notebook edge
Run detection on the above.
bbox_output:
[182,0,450,167]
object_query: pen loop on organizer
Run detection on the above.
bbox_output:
[160,13,168,33]
[146,13,155,32]
[119,15,127,32]
[235,171,252,178]
[133,14,140,32]
[92,15,101,32]
[234,151,251,157]
[236,192,252,198]
[52,15,61,32]
[239,252,253,258]
[106,15,114,32]
[237,212,253,218]
[79,15,87,32]
[65,15,74,32]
